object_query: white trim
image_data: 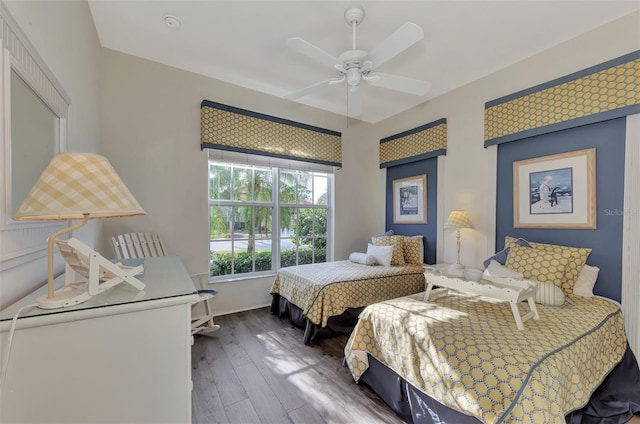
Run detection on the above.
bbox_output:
[207,148,335,174]
[622,113,640,358]
[207,160,333,280]
[436,155,446,261]
[486,145,498,258]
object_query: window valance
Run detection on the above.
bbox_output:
[200,100,342,167]
[484,50,640,147]
[379,118,447,168]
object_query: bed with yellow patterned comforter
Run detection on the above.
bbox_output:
[345,291,631,424]
[270,260,425,344]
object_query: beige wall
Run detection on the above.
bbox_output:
[372,11,640,269]
[0,0,102,307]
[1,3,637,319]
[99,49,381,313]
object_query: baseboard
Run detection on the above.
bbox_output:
[215,303,271,317]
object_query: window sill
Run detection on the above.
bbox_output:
[207,272,277,285]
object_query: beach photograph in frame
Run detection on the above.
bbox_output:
[514,148,596,228]
[393,175,427,224]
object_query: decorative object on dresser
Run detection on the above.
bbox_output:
[12,152,146,309]
[444,210,474,270]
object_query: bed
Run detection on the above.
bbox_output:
[344,291,640,423]
[270,260,425,344]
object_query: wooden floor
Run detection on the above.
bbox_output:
[192,307,640,424]
[191,307,403,424]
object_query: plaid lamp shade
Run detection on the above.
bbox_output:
[13,152,145,221]
[444,210,474,229]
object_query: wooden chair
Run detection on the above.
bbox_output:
[112,232,220,335]
[112,232,168,260]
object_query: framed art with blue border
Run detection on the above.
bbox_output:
[393,174,427,224]
[513,148,596,228]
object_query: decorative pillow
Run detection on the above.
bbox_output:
[482,238,532,268]
[505,236,592,295]
[482,260,524,280]
[504,244,568,288]
[366,243,393,267]
[401,235,424,265]
[573,264,599,297]
[372,235,405,266]
[535,281,566,306]
[367,229,394,244]
[348,252,376,266]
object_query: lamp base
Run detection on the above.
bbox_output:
[450,263,465,270]
[36,284,90,309]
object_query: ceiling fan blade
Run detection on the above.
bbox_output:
[366,22,424,68]
[286,37,340,70]
[348,87,362,117]
[284,78,342,100]
[367,72,432,96]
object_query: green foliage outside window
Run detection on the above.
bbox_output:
[209,161,329,277]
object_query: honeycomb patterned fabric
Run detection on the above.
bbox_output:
[201,103,342,166]
[371,235,406,266]
[504,244,569,289]
[484,56,639,143]
[379,120,447,167]
[401,235,424,265]
[504,237,591,296]
[345,292,626,424]
[270,261,425,327]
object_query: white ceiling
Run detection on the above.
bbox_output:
[88,1,639,124]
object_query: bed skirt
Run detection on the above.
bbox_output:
[359,345,640,424]
[270,293,364,345]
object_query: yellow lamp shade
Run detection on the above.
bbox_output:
[444,210,473,229]
[13,152,145,221]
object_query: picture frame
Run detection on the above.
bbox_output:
[393,175,427,224]
[513,148,596,229]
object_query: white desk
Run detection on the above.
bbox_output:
[0,256,199,423]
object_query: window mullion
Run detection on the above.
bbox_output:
[273,168,280,271]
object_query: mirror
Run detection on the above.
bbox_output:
[1,2,70,230]
[10,69,59,216]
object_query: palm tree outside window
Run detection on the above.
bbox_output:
[208,161,331,279]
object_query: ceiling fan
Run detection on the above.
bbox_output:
[284,5,432,117]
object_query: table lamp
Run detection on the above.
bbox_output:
[444,210,473,270]
[13,152,145,309]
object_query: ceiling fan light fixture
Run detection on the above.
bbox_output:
[284,5,431,118]
[346,68,361,87]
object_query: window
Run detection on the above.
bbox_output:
[208,159,332,279]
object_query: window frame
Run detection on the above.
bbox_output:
[208,157,333,283]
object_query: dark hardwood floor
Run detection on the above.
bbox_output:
[191,307,403,424]
[192,307,640,424]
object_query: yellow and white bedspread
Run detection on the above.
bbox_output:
[345,292,627,424]
[270,261,425,327]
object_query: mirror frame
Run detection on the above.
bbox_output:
[0,3,71,268]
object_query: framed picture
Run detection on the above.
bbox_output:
[513,148,596,228]
[393,175,427,224]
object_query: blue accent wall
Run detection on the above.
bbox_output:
[386,158,438,264]
[496,118,626,301]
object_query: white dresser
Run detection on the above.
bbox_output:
[0,256,199,423]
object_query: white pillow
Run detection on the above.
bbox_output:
[349,252,376,266]
[366,243,393,267]
[535,282,566,306]
[482,260,524,280]
[573,264,599,297]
